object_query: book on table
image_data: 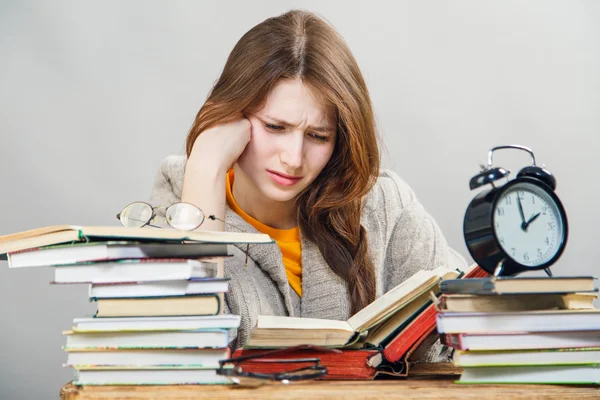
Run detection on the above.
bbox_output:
[64,329,233,350]
[71,315,241,333]
[52,258,219,284]
[245,267,460,349]
[457,364,600,385]
[72,368,233,385]
[440,275,597,295]
[442,331,600,351]
[436,309,600,334]
[65,347,230,367]
[89,278,230,299]
[94,294,223,317]
[236,264,489,378]
[0,224,273,257]
[437,292,597,313]
[453,347,600,367]
[7,240,232,268]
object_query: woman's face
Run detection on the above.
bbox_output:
[236,78,336,205]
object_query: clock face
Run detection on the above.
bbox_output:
[492,181,565,267]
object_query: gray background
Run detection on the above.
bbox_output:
[1,1,598,398]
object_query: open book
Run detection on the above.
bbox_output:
[245,266,461,348]
[0,225,273,257]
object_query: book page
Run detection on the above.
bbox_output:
[347,266,456,332]
[256,315,353,333]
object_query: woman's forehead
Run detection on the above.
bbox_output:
[258,79,335,126]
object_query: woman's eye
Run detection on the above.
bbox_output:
[265,123,284,131]
[308,133,329,143]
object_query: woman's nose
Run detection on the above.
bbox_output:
[279,132,304,170]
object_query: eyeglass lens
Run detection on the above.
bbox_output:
[119,202,153,227]
[166,203,205,230]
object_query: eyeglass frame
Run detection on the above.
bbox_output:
[115,201,225,231]
[217,345,343,384]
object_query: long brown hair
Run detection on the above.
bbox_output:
[186,10,380,315]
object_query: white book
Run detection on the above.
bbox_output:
[8,241,230,268]
[436,310,600,334]
[72,315,241,332]
[89,278,229,299]
[459,365,600,384]
[65,348,229,367]
[53,259,218,284]
[454,348,600,367]
[443,331,600,351]
[64,329,232,349]
[73,368,232,385]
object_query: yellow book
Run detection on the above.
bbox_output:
[95,294,222,317]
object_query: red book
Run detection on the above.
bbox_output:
[230,347,380,380]
[378,265,490,364]
[381,303,438,363]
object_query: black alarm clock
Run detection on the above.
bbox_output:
[463,145,568,277]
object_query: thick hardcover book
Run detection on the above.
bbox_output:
[230,347,380,380]
[245,267,458,348]
[71,315,241,333]
[64,328,232,350]
[454,347,600,367]
[438,292,597,313]
[65,347,230,368]
[8,241,231,268]
[437,310,600,334]
[94,294,222,317]
[441,331,600,351]
[89,278,230,299]
[0,224,273,257]
[440,276,596,295]
[457,364,600,385]
[73,367,233,385]
[53,259,219,284]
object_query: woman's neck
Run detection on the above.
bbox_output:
[231,166,298,229]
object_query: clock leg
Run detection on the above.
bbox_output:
[544,268,553,277]
[493,261,505,276]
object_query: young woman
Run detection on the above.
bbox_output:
[149,10,466,361]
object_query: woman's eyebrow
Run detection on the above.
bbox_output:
[262,114,332,134]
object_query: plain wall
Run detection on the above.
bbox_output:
[1,1,599,398]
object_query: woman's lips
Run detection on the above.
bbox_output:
[267,170,302,186]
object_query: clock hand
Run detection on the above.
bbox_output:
[523,212,541,230]
[517,195,527,230]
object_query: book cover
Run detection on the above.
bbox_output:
[0,224,273,257]
[94,294,222,318]
[8,240,231,268]
[440,276,597,295]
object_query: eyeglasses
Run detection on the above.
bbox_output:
[116,201,253,266]
[217,345,342,386]
[116,201,226,231]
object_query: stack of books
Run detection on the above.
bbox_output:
[1,225,272,385]
[229,264,489,379]
[436,275,600,385]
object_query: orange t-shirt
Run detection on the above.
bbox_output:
[225,170,303,297]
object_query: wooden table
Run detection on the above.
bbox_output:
[60,377,600,400]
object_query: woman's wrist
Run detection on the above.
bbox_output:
[181,155,228,231]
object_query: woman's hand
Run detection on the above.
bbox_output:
[188,118,252,174]
[181,117,251,232]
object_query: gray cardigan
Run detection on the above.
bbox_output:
[148,155,467,362]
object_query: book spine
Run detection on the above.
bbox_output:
[382,305,438,363]
[440,279,492,294]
